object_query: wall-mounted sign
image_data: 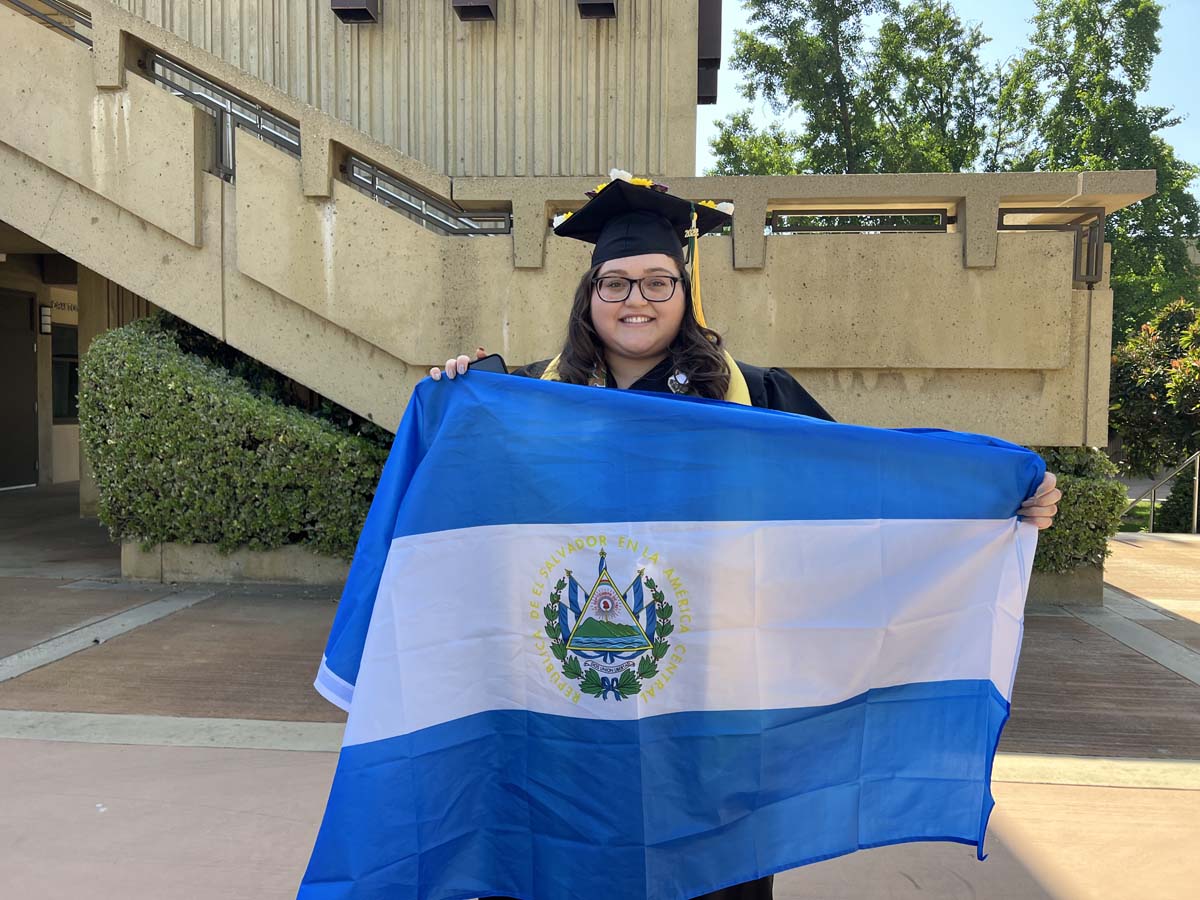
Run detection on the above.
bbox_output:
[49,286,78,325]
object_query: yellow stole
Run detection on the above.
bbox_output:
[540,350,752,406]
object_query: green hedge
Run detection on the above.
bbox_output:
[1029,447,1128,574]
[79,316,389,559]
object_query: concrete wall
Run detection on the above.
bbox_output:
[0,1,1156,449]
[109,0,698,178]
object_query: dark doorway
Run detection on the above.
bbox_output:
[0,290,38,489]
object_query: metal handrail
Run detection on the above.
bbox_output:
[136,53,502,235]
[143,51,301,182]
[1123,450,1200,534]
[343,155,510,237]
[4,0,92,45]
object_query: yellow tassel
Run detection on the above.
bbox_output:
[686,208,707,328]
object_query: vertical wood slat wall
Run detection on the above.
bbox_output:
[114,0,698,177]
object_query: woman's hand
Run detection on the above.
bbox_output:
[1019,472,1061,530]
[429,348,488,381]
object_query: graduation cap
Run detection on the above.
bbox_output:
[553,174,732,328]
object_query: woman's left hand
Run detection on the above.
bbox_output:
[1019,472,1062,530]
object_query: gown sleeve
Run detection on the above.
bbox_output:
[760,367,835,421]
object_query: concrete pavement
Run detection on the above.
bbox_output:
[2,484,1199,899]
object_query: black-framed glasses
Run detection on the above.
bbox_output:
[592,275,681,303]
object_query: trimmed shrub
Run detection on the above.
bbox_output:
[1029,447,1127,574]
[79,316,389,559]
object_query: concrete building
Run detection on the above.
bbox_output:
[0,0,1157,504]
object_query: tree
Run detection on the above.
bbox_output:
[729,0,895,175]
[980,56,1043,172]
[717,0,996,176]
[1020,0,1200,341]
[708,112,805,176]
[868,0,992,173]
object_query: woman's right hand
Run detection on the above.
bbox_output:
[429,348,488,381]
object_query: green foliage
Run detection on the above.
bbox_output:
[730,0,894,174]
[1156,474,1197,533]
[1030,447,1128,573]
[708,112,805,176]
[868,0,992,173]
[78,315,389,559]
[153,314,393,449]
[637,655,659,680]
[717,0,997,175]
[561,656,583,680]
[1110,299,1200,475]
[579,668,604,697]
[1021,0,1200,342]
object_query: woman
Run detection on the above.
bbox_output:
[430,175,1060,900]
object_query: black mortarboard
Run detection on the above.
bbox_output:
[553,179,732,267]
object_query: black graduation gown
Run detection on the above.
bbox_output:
[485,358,830,900]
[511,357,835,421]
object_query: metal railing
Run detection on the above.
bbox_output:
[4,0,91,45]
[998,207,1105,285]
[1124,451,1200,534]
[143,51,301,182]
[343,155,510,236]
[769,209,953,234]
[137,54,506,235]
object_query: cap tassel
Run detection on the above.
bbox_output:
[686,205,707,329]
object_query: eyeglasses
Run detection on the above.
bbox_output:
[592,275,681,303]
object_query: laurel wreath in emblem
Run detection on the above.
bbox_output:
[544,574,674,701]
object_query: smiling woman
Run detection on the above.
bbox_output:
[434,174,835,419]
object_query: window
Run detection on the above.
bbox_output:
[52,324,79,423]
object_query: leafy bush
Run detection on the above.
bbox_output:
[1110,299,1200,476]
[1155,471,1198,534]
[79,315,389,559]
[152,314,393,449]
[1030,447,1128,574]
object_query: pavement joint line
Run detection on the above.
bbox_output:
[61,578,169,593]
[1070,606,1200,687]
[0,587,218,683]
[0,710,344,752]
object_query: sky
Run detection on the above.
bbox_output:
[694,0,1200,187]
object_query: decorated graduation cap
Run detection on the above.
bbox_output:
[553,170,733,328]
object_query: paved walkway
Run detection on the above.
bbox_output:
[1,484,1199,899]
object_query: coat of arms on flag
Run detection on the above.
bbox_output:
[540,548,677,702]
[299,373,1043,900]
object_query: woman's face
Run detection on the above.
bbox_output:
[589,253,686,364]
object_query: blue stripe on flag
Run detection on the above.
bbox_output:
[299,679,1009,900]
[392,373,1044,538]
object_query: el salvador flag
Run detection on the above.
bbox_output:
[300,373,1042,900]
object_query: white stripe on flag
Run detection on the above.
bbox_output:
[342,518,1036,747]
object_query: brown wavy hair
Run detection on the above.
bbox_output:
[554,253,730,400]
